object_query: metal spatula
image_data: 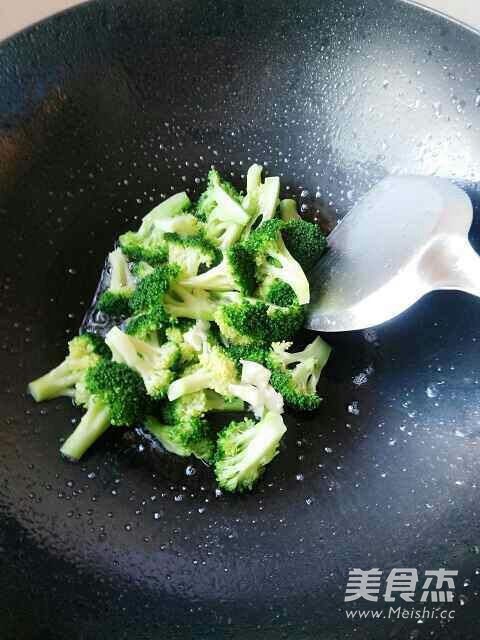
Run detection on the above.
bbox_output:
[306,176,480,332]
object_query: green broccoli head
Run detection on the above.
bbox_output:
[282,218,327,272]
[162,389,244,424]
[105,327,180,400]
[180,243,256,296]
[125,308,170,339]
[145,416,215,462]
[28,333,109,402]
[97,291,132,317]
[84,359,148,425]
[245,219,310,304]
[196,169,244,220]
[267,336,331,411]
[214,298,304,346]
[97,248,136,316]
[59,359,149,461]
[119,229,168,264]
[165,320,198,364]
[164,232,220,277]
[129,263,180,314]
[258,278,298,307]
[214,299,270,346]
[214,412,287,492]
[167,344,238,401]
[226,343,269,371]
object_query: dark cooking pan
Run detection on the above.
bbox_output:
[1,0,480,638]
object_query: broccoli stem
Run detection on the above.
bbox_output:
[279,199,300,221]
[60,399,111,461]
[267,242,310,304]
[168,369,212,401]
[138,192,191,234]
[28,361,79,402]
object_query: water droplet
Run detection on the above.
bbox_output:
[305,496,314,505]
[124,523,132,531]
[174,494,183,502]
[324,447,333,454]
[476,95,480,108]
[185,465,196,477]
[296,473,304,481]
[426,384,438,398]
[347,401,360,415]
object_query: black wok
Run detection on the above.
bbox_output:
[1,1,480,638]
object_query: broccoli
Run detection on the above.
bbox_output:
[129,263,180,314]
[196,169,244,220]
[164,284,218,321]
[145,416,215,462]
[214,411,287,492]
[60,360,148,461]
[180,243,256,296]
[267,336,332,410]
[164,232,220,277]
[245,219,310,304]
[165,319,197,364]
[197,170,251,250]
[229,360,284,419]
[279,198,301,222]
[266,303,306,342]
[242,172,280,237]
[105,326,180,399]
[257,277,298,307]
[124,307,170,339]
[214,299,270,346]
[282,218,327,272]
[119,192,196,263]
[162,389,244,424]
[28,333,109,402]
[131,261,155,280]
[241,164,263,217]
[226,343,269,369]
[214,298,304,345]
[167,343,238,401]
[97,248,136,316]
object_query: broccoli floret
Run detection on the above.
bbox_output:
[60,360,148,460]
[226,344,269,370]
[267,336,332,410]
[125,308,170,339]
[282,218,327,272]
[97,248,136,316]
[197,170,251,250]
[164,284,217,321]
[242,171,280,237]
[241,164,263,217]
[164,232,220,277]
[180,243,256,296]
[257,277,298,307]
[266,303,306,342]
[28,334,108,402]
[162,389,244,424]
[119,230,168,264]
[145,416,215,462]
[214,411,287,492]
[131,261,155,280]
[119,192,196,263]
[214,299,270,346]
[245,219,310,304]
[279,198,301,222]
[129,263,180,314]
[167,344,238,401]
[196,169,244,219]
[165,320,198,364]
[214,298,304,345]
[105,327,180,399]
[229,360,284,419]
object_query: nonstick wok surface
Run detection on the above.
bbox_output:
[1,1,480,638]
